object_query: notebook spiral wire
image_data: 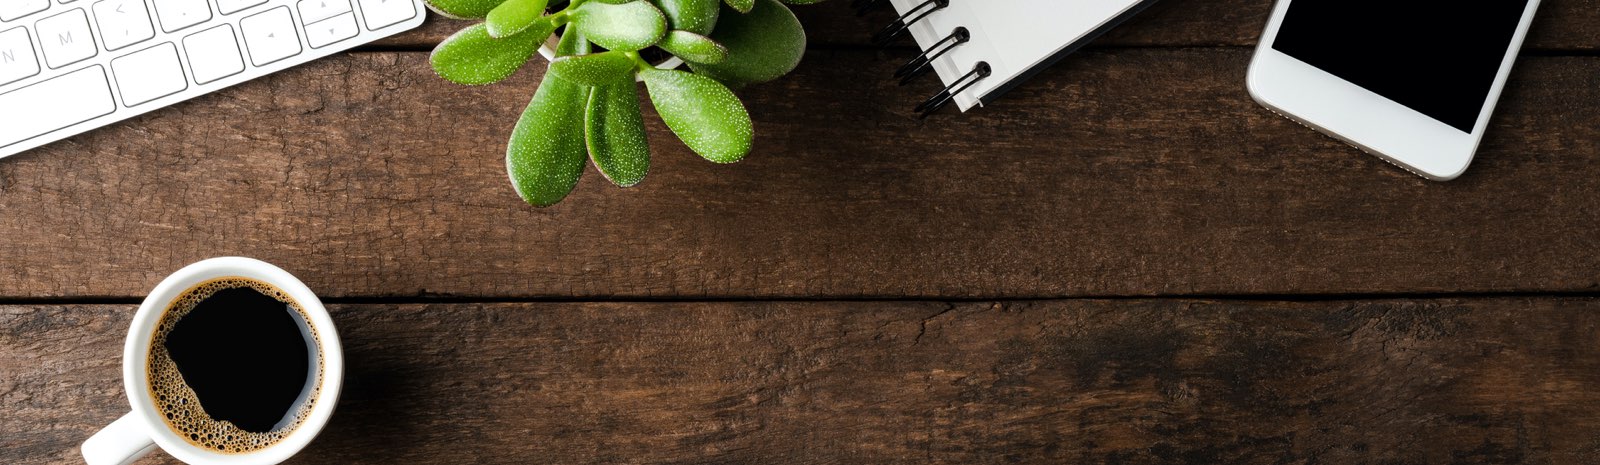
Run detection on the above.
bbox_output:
[871,1,990,116]
[914,62,991,117]
[894,27,968,84]
[872,0,949,45]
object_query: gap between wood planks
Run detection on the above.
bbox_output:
[345,43,1600,55]
[10,289,1600,306]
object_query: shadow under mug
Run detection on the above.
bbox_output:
[82,257,344,465]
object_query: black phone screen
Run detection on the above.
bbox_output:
[1271,0,1531,133]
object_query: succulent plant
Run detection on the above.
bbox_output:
[427,0,824,206]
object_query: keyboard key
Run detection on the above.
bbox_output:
[110,42,186,106]
[0,28,40,87]
[0,66,115,149]
[151,0,210,32]
[240,7,299,66]
[216,0,267,15]
[3,0,427,159]
[0,0,51,22]
[304,12,357,48]
[93,0,155,51]
[35,9,97,69]
[182,24,243,84]
[357,0,415,30]
[297,0,349,24]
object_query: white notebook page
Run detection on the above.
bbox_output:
[888,0,1151,111]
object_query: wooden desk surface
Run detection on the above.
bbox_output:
[5,2,1600,463]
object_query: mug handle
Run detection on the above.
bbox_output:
[82,413,158,465]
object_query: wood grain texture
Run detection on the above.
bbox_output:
[371,0,1600,51]
[3,48,1599,299]
[7,298,1600,464]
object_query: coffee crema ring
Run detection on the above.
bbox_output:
[147,277,324,454]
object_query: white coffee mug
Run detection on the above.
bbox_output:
[82,257,344,465]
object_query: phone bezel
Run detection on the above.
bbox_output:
[1246,0,1541,180]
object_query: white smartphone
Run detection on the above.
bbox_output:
[1247,0,1541,180]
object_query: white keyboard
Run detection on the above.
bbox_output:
[0,0,424,159]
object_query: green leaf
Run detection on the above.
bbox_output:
[556,25,590,56]
[723,0,753,13]
[651,0,720,35]
[657,30,727,64]
[571,0,668,52]
[640,68,752,163]
[549,51,639,87]
[424,0,508,19]
[586,80,650,187]
[431,22,554,85]
[507,71,589,206]
[486,0,550,38]
[686,0,804,87]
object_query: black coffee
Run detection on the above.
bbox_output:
[148,278,322,453]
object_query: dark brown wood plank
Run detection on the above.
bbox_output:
[3,49,1599,299]
[8,298,1600,464]
[372,0,1600,51]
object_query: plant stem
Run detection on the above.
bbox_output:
[549,0,583,25]
[624,51,652,72]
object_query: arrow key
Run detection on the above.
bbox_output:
[240,6,300,66]
[304,12,357,49]
[297,0,350,25]
[357,0,415,30]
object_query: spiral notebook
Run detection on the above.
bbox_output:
[875,0,1162,115]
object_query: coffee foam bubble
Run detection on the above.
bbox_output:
[147,278,323,454]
